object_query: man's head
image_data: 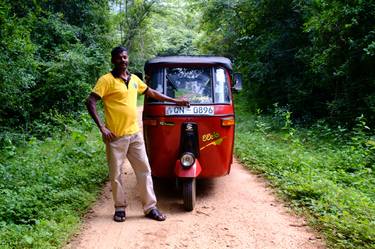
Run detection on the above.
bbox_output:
[111,46,129,71]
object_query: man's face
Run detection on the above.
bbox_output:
[112,51,129,71]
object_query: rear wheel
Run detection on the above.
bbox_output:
[182,178,196,211]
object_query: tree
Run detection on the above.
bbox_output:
[0,1,37,130]
[298,0,375,124]
[0,0,113,143]
[194,0,375,126]
[111,0,200,71]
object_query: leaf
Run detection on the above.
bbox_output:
[23,235,34,244]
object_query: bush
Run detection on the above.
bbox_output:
[0,114,108,249]
[234,100,375,249]
[0,0,113,145]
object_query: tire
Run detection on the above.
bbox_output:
[182,178,196,211]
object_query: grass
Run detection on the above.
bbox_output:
[234,99,375,249]
[0,114,108,249]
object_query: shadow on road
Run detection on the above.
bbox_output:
[152,177,218,213]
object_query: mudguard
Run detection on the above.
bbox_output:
[175,159,202,178]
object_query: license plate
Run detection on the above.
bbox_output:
[165,106,214,116]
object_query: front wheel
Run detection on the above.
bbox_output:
[182,178,196,211]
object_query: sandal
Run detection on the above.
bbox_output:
[145,208,166,221]
[113,210,126,222]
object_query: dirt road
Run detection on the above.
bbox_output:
[65,109,325,249]
[65,160,325,249]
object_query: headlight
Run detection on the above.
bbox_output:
[180,152,195,168]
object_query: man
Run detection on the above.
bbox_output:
[86,46,189,222]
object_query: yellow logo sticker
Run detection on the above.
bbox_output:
[202,132,220,142]
[201,132,225,151]
[200,137,225,151]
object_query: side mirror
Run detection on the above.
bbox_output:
[232,73,243,92]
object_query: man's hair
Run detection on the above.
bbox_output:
[111,46,128,58]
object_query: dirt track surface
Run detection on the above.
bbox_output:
[65,160,325,249]
[65,109,325,249]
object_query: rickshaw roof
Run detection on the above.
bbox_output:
[144,56,232,71]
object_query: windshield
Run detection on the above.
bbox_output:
[167,67,212,103]
[147,66,231,104]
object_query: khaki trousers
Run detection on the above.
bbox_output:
[105,132,157,213]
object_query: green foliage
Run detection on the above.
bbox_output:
[0,1,38,129]
[32,44,108,116]
[0,114,107,249]
[152,1,200,56]
[0,0,113,146]
[112,0,160,71]
[111,0,201,72]
[113,0,159,48]
[235,98,375,249]
[194,0,375,127]
[298,0,375,124]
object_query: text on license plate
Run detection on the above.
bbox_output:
[165,106,214,116]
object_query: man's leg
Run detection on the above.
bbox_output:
[106,136,130,210]
[126,133,158,213]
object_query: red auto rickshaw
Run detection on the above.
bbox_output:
[142,56,242,211]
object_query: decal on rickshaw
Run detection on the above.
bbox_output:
[200,137,226,151]
[189,96,211,103]
[160,121,175,126]
[185,123,194,131]
[202,132,220,142]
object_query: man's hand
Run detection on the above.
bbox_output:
[100,125,116,143]
[86,93,117,143]
[175,99,190,107]
[145,88,190,107]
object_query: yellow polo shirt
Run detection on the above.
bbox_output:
[92,73,148,137]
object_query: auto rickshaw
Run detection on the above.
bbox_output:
[142,56,242,211]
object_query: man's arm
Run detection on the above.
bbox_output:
[145,88,190,106]
[85,92,116,142]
